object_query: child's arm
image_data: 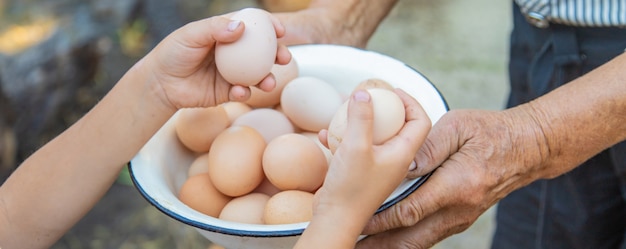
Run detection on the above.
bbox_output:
[294,89,431,248]
[0,15,289,249]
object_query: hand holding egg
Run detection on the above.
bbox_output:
[313,88,432,226]
[143,8,291,110]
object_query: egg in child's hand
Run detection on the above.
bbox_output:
[327,87,406,153]
[215,8,277,86]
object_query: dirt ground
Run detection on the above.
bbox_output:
[2,0,512,248]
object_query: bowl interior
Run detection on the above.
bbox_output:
[129,44,448,238]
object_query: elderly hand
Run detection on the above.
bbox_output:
[273,8,365,48]
[273,0,398,48]
[356,107,553,249]
[354,52,626,248]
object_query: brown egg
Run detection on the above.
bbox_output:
[208,126,266,197]
[262,133,327,192]
[178,173,232,217]
[219,193,270,224]
[246,58,299,108]
[175,106,230,153]
[253,177,282,196]
[187,152,209,177]
[221,102,252,123]
[264,190,314,225]
[280,76,343,132]
[232,108,295,143]
[300,132,332,165]
[353,78,395,91]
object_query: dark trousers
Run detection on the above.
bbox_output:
[491,4,626,249]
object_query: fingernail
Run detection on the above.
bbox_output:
[408,160,417,171]
[353,90,370,102]
[227,20,241,31]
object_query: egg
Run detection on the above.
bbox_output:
[221,102,252,123]
[353,78,394,91]
[208,126,266,197]
[246,58,299,108]
[219,193,270,224]
[280,76,343,132]
[262,133,328,192]
[232,108,294,143]
[178,173,232,217]
[300,132,332,165]
[327,87,406,153]
[188,152,210,177]
[253,177,282,196]
[263,190,314,225]
[215,8,277,86]
[175,106,230,153]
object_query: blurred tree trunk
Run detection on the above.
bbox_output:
[0,0,140,180]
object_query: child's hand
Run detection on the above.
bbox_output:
[141,13,291,110]
[315,89,432,222]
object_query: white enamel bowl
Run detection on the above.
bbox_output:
[129,44,449,249]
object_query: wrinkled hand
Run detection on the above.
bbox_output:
[142,14,292,110]
[356,108,551,249]
[274,8,368,48]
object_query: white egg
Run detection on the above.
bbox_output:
[215,8,277,86]
[280,76,343,132]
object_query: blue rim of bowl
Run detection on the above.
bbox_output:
[129,44,449,237]
[129,164,432,237]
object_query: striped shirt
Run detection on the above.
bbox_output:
[515,0,626,27]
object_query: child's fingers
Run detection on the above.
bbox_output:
[220,8,284,38]
[380,89,432,162]
[256,74,277,92]
[267,12,287,38]
[228,85,251,102]
[396,89,431,128]
[341,90,374,151]
[318,129,329,149]
[175,16,245,49]
[276,44,292,65]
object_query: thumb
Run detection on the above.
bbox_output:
[342,90,374,147]
[407,112,460,178]
[174,16,245,49]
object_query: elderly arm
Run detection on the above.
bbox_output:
[357,52,626,249]
[276,0,398,47]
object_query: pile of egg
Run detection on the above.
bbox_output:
[175,7,406,225]
[176,56,406,225]
[176,56,331,225]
